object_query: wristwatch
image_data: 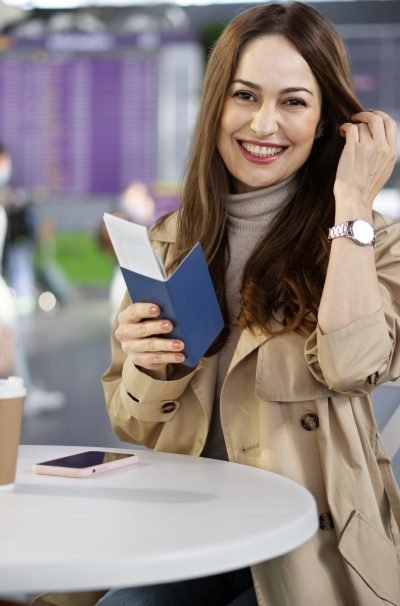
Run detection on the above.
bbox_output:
[328,219,375,246]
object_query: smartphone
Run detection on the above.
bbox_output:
[32,450,139,478]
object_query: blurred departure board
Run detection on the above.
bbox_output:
[0,32,199,195]
[339,25,400,117]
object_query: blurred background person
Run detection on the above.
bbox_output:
[2,162,36,322]
[35,216,72,306]
[0,171,16,378]
[0,142,65,415]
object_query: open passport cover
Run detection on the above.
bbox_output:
[103,213,224,367]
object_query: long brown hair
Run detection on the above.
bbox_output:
[159,2,363,350]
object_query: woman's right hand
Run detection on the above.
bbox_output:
[114,303,185,380]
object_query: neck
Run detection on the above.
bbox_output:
[227,174,297,231]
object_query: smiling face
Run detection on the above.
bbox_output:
[217,34,322,194]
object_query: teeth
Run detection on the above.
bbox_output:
[241,142,285,157]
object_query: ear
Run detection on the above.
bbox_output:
[315,122,324,140]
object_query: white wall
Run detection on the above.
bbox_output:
[157,42,202,184]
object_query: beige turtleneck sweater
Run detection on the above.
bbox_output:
[201,175,297,460]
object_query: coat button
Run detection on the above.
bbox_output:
[300,413,319,431]
[161,401,176,414]
[319,512,335,530]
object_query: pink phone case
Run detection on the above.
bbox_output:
[32,452,139,478]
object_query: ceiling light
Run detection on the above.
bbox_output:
[1,0,295,9]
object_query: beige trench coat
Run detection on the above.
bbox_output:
[40,211,400,606]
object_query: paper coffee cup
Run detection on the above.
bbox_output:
[0,376,26,490]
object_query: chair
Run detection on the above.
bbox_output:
[381,403,400,461]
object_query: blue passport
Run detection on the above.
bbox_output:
[103,213,224,367]
[121,243,224,367]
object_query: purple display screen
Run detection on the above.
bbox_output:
[0,40,159,194]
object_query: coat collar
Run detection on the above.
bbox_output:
[228,310,292,373]
[149,212,178,244]
[229,326,271,372]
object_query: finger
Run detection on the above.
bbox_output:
[339,122,360,143]
[115,318,173,342]
[369,110,398,149]
[136,319,174,339]
[130,352,186,367]
[118,302,160,324]
[358,123,371,143]
[351,111,386,140]
[130,337,185,354]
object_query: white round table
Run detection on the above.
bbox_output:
[0,445,318,594]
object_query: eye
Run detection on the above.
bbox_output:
[232,90,257,102]
[284,98,307,107]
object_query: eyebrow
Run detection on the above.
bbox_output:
[231,79,314,96]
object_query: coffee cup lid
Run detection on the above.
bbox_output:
[0,376,27,398]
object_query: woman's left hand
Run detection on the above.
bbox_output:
[334,110,397,210]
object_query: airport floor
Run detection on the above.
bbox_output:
[20,288,123,449]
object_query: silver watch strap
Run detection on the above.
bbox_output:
[328,222,349,240]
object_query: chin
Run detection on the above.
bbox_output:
[236,178,280,194]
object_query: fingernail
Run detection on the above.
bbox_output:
[175,354,185,362]
[149,306,159,316]
[172,341,183,350]
[161,321,171,330]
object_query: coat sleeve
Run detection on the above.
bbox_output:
[102,290,196,446]
[304,214,400,394]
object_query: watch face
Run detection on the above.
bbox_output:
[351,220,375,244]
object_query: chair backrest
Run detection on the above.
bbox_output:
[380,403,400,461]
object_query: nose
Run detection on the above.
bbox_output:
[250,103,279,137]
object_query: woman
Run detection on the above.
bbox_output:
[99,3,400,606]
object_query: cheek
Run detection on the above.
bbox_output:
[216,110,229,150]
[219,107,234,138]
[291,117,320,148]
[219,101,249,136]
[217,111,237,160]
[216,126,225,159]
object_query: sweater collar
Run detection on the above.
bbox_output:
[227,174,297,227]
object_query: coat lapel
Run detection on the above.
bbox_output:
[191,354,219,423]
[228,324,274,375]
